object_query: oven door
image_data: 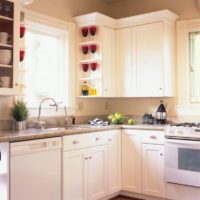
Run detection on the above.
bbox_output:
[165,138,200,187]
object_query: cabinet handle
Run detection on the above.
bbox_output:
[85,157,88,160]
[15,83,19,87]
[29,142,47,150]
[150,135,157,140]
[109,138,112,142]
[89,156,92,159]
[0,151,1,161]
[72,140,79,144]
[160,153,163,156]
[96,137,101,141]
[159,88,162,90]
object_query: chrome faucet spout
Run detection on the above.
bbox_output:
[35,97,58,129]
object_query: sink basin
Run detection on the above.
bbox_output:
[44,125,90,131]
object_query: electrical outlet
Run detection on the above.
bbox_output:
[78,102,83,111]
[105,102,109,110]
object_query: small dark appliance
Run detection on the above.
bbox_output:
[156,100,167,124]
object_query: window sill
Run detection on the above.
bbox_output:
[176,105,200,116]
[28,107,76,118]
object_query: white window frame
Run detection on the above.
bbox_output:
[177,19,200,116]
[22,9,76,117]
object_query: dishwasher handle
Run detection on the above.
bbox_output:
[11,138,61,156]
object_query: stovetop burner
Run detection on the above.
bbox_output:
[166,122,200,139]
[171,122,200,128]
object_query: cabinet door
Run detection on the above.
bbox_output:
[107,130,121,194]
[142,144,165,198]
[102,26,116,97]
[116,28,136,96]
[135,22,163,97]
[87,145,108,200]
[122,130,141,193]
[63,149,87,200]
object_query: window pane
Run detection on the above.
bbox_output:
[23,27,66,107]
[189,32,200,103]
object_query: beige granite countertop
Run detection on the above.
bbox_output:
[0,124,168,143]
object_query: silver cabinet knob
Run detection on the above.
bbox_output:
[73,140,79,144]
[96,137,101,141]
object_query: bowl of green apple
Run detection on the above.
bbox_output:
[108,112,125,124]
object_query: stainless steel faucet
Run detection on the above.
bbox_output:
[64,106,68,126]
[35,97,58,129]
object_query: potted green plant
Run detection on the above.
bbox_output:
[11,99,29,131]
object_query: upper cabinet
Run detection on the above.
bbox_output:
[74,13,116,97]
[116,10,178,97]
[0,0,20,96]
[75,10,178,98]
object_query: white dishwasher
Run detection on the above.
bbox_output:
[10,137,61,200]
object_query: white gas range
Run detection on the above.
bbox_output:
[165,123,200,140]
[165,123,200,188]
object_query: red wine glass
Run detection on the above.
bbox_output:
[81,27,88,38]
[90,62,98,71]
[90,44,97,54]
[82,63,89,72]
[20,50,25,62]
[82,45,89,55]
[89,26,97,36]
[20,26,26,38]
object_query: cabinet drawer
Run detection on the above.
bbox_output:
[142,131,164,144]
[63,131,108,151]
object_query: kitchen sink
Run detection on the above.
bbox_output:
[44,125,90,131]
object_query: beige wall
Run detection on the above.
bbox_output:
[26,0,110,21]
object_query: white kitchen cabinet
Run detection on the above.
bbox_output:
[122,129,141,193]
[87,145,108,200]
[116,28,136,97]
[135,22,163,97]
[115,11,178,97]
[0,0,20,95]
[75,13,116,97]
[142,144,165,198]
[63,131,108,200]
[102,26,116,97]
[107,130,121,195]
[63,149,86,200]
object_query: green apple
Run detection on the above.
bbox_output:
[108,114,114,121]
[128,118,136,125]
[112,117,118,124]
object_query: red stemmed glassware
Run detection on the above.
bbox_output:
[89,26,97,36]
[81,27,88,38]
[82,63,89,72]
[82,45,89,55]
[90,44,97,54]
[20,50,25,62]
[90,62,98,71]
[20,26,26,38]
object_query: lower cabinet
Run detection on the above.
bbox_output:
[107,130,121,195]
[63,131,110,200]
[63,130,122,200]
[122,129,166,199]
[63,145,108,200]
[122,129,142,193]
[142,144,165,198]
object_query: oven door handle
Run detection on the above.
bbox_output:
[166,139,200,145]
